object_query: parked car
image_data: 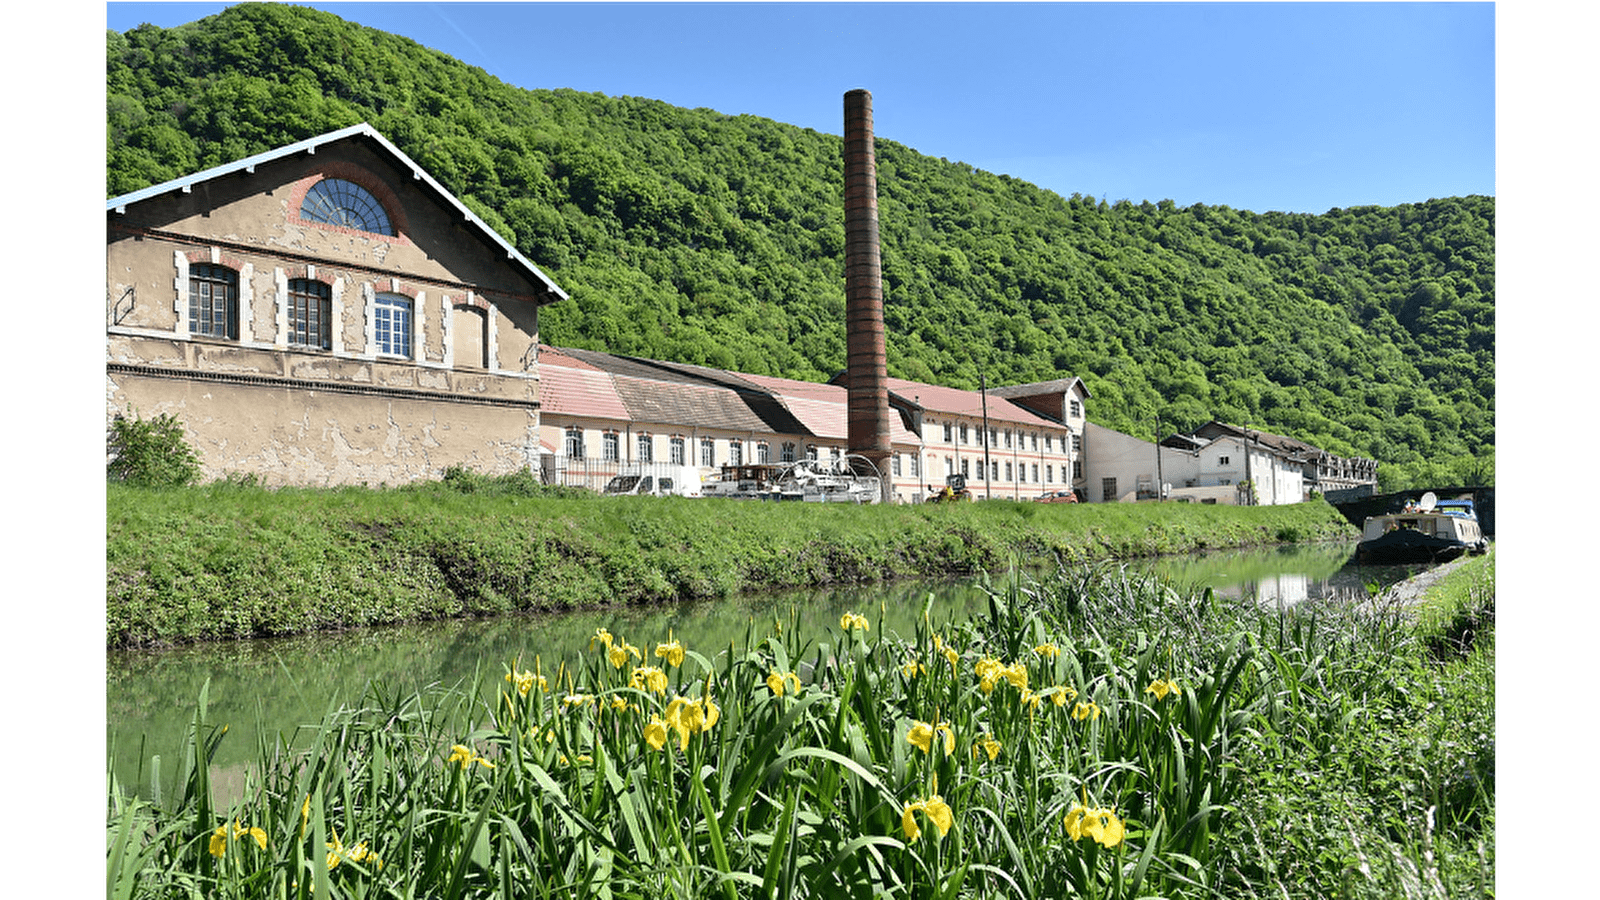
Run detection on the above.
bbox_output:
[1034,490,1078,504]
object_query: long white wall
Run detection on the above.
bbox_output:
[1084,423,1306,505]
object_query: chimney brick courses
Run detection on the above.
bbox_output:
[843,89,892,496]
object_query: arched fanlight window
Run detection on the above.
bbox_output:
[300,178,394,235]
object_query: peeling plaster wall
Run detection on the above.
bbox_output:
[108,369,537,486]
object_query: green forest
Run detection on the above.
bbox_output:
[106,4,1493,491]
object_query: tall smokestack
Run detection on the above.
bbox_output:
[843,88,893,501]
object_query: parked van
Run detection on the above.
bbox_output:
[601,465,703,498]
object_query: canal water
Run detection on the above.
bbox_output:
[107,540,1427,797]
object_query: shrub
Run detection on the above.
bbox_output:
[107,409,202,487]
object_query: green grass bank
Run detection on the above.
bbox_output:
[107,473,1356,649]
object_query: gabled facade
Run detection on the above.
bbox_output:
[106,124,567,485]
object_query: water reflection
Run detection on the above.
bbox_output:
[107,542,1426,797]
[1125,541,1429,608]
[108,577,992,795]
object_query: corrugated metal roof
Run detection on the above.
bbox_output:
[987,376,1091,401]
[541,347,938,443]
[737,371,844,403]
[1193,421,1320,459]
[105,123,567,303]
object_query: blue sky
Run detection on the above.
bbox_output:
[104,2,1495,216]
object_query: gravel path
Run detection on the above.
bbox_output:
[1375,551,1482,609]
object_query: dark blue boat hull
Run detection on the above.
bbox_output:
[1356,527,1485,563]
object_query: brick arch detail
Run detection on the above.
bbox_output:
[185,249,247,272]
[449,291,493,312]
[375,279,424,301]
[280,264,337,285]
[286,163,414,244]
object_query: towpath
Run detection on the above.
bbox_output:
[1376,545,1491,610]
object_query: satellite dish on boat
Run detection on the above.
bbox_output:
[1418,492,1438,512]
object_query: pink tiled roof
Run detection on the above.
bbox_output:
[885,377,1056,427]
[538,350,630,420]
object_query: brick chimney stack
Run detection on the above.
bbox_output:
[843,88,892,501]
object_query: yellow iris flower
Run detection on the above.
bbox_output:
[631,666,669,694]
[839,612,871,632]
[644,715,669,751]
[447,744,495,769]
[1145,678,1181,700]
[325,829,383,870]
[656,630,686,668]
[974,657,1003,694]
[766,670,802,696]
[1050,685,1078,707]
[1033,643,1061,660]
[973,734,1002,762]
[208,820,268,857]
[1063,803,1125,848]
[505,668,537,696]
[1019,688,1042,714]
[590,628,614,652]
[609,640,641,669]
[1072,700,1102,721]
[906,720,955,755]
[1002,662,1029,690]
[902,795,954,843]
[900,658,925,678]
[662,694,720,750]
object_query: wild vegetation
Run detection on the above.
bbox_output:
[107,407,204,487]
[108,551,1494,898]
[106,4,1494,491]
[107,470,1355,649]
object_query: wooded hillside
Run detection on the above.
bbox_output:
[107,4,1493,490]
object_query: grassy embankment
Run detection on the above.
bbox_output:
[107,547,1494,899]
[108,471,1355,649]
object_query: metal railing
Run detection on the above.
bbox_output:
[539,455,687,492]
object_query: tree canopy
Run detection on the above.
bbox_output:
[107,4,1493,490]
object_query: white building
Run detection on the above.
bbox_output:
[1083,420,1311,505]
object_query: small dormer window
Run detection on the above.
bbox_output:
[300,178,394,235]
